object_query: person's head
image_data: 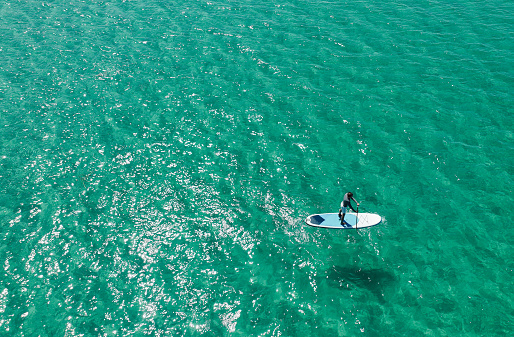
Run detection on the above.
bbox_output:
[348,192,353,197]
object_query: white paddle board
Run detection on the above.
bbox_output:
[305,212,382,229]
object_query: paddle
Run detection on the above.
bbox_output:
[356,206,359,230]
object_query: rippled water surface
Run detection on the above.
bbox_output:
[0,0,512,335]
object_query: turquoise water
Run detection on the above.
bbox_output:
[0,0,512,335]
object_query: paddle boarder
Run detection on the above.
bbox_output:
[339,192,359,225]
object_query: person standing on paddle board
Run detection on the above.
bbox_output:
[339,192,359,224]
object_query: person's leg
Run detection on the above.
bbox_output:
[340,207,346,224]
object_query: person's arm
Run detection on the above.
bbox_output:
[351,197,360,207]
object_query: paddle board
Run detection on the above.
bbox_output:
[305,212,382,229]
